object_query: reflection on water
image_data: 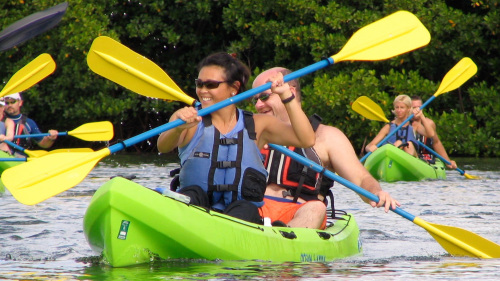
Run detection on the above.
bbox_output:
[1,154,500,280]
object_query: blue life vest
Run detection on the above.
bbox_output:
[178,109,267,211]
[385,123,418,149]
[0,121,5,136]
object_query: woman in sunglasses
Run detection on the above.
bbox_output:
[157,52,315,224]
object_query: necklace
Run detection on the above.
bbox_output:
[219,113,236,136]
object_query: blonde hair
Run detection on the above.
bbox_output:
[391,94,412,116]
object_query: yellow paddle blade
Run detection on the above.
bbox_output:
[2,149,110,205]
[17,148,93,162]
[414,217,500,258]
[0,53,56,97]
[352,96,390,123]
[434,57,477,97]
[68,121,114,141]
[464,172,481,180]
[23,148,93,158]
[23,149,49,158]
[331,11,430,62]
[48,148,94,154]
[87,36,195,105]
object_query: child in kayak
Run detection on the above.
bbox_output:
[365,94,434,157]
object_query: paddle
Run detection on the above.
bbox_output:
[0,148,94,162]
[87,10,430,104]
[3,10,431,205]
[0,158,28,162]
[353,95,481,180]
[3,140,50,158]
[416,140,480,179]
[0,53,56,97]
[267,143,500,258]
[0,2,68,52]
[87,37,196,106]
[359,57,478,163]
[13,121,114,142]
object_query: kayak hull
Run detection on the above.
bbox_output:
[364,144,446,182]
[83,177,362,267]
[0,151,21,194]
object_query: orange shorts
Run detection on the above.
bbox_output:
[258,197,327,229]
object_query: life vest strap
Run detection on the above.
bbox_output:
[219,138,239,145]
[215,160,240,169]
[209,184,238,192]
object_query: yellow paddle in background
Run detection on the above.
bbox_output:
[3,139,94,158]
[359,57,477,162]
[352,95,481,179]
[3,139,55,158]
[0,148,94,162]
[87,37,195,105]
[87,10,429,104]
[2,10,431,205]
[352,95,391,123]
[13,121,114,142]
[0,53,56,97]
[4,121,111,158]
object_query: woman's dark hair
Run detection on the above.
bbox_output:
[197,52,250,94]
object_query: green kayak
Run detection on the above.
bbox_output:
[83,177,362,267]
[0,150,22,194]
[364,144,446,182]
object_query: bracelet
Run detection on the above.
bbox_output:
[281,93,295,104]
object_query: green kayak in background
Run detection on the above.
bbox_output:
[364,144,446,182]
[83,177,362,267]
[0,150,22,194]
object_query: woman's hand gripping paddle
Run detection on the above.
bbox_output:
[268,143,500,258]
[13,121,114,142]
[0,53,56,97]
[0,2,68,52]
[359,57,478,163]
[353,95,481,179]
[2,10,431,205]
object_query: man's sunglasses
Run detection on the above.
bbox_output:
[252,93,272,104]
[4,100,17,105]
[195,79,229,89]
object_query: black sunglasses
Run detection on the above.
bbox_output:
[252,93,272,104]
[195,79,229,89]
[4,100,18,105]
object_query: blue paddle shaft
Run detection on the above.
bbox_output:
[108,58,335,154]
[360,95,437,162]
[417,140,466,175]
[4,140,26,152]
[0,157,26,162]
[268,143,416,222]
[13,132,68,139]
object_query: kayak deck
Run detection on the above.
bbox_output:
[364,144,446,182]
[0,150,21,194]
[83,177,362,267]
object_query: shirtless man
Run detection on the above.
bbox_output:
[253,67,400,229]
